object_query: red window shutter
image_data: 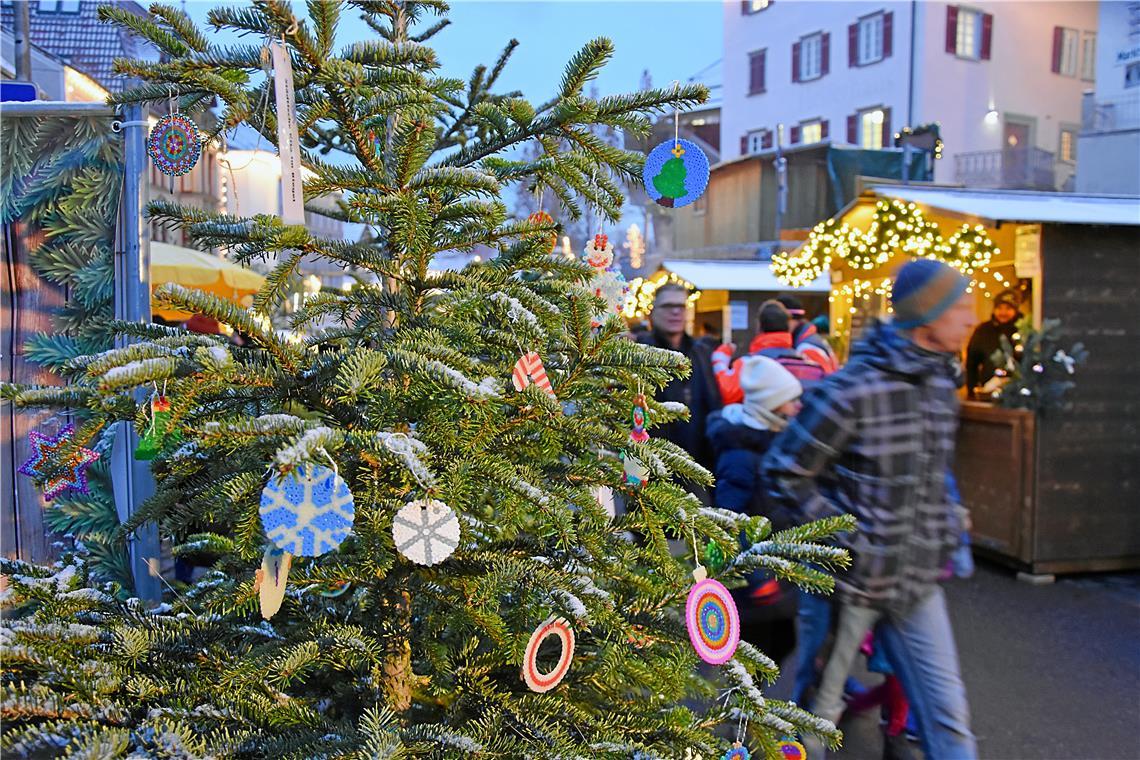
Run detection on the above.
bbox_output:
[847,114,857,144]
[792,41,801,82]
[749,50,766,93]
[884,12,894,58]
[880,108,892,147]
[980,13,993,60]
[848,23,859,67]
[946,5,959,54]
[790,125,801,144]
[1051,26,1062,73]
[762,130,773,149]
[820,120,829,139]
[821,32,831,75]
[741,0,750,15]
[741,134,749,155]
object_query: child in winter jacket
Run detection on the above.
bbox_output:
[706,356,804,663]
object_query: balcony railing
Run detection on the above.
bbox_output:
[954,147,1058,190]
[1082,92,1140,133]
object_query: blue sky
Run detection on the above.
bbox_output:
[185,1,722,102]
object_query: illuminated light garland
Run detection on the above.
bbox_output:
[771,199,996,286]
[622,271,701,320]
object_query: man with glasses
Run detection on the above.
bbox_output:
[636,284,720,471]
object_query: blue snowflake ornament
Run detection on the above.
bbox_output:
[259,464,355,556]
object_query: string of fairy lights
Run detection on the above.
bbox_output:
[772,200,1000,309]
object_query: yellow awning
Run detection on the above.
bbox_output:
[150,241,265,321]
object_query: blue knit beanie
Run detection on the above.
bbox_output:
[891,259,970,329]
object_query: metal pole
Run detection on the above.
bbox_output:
[13,0,32,81]
[111,103,161,602]
[774,123,787,250]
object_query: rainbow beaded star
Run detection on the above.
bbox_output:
[18,424,100,501]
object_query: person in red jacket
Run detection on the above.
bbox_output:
[777,293,839,374]
[712,300,825,405]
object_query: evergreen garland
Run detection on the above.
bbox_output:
[2,2,854,756]
[0,112,132,588]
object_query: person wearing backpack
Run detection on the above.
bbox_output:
[706,355,804,664]
[711,300,825,406]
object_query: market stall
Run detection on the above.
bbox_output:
[773,185,1140,575]
[625,259,830,344]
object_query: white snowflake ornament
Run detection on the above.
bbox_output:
[392,498,461,565]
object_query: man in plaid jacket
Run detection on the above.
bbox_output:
[763,259,978,760]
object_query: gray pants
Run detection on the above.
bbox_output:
[810,588,977,760]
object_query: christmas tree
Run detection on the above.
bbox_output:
[1,2,851,756]
[651,149,687,207]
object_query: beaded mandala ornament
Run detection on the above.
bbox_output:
[147,95,202,193]
[18,424,100,501]
[720,742,751,760]
[521,616,575,693]
[685,536,740,665]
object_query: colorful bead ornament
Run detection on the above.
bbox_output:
[621,450,649,488]
[521,616,575,693]
[18,424,99,501]
[259,464,355,557]
[629,393,650,443]
[135,395,182,460]
[777,738,807,759]
[527,210,558,253]
[584,232,615,268]
[391,498,460,566]
[721,742,752,760]
[685,571,740,665]
[147,112,202,177]
[643,138,709,209]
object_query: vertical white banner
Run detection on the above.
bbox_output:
[269,39,305,226]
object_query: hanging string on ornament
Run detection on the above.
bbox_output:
[521,616,575,693]
[392,498,460,566]
[18,423,100,501]
[685,530,740,665]
[147,89,202,189]
[259,456,355,557]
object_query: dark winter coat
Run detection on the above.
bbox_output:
[965,316,1020,392]
[636,329,722,470]
[761,320,964,615]
[706,406,778,520]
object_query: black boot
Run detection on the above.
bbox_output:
[882,731,916,760]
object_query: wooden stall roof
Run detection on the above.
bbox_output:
[869,186,1140,227]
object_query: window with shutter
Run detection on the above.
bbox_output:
[800,121,823,144]
[883,11,893,57]
[740,135,749,156]
[798,33,824,81]
[848,24,858,67]
[749,50,767,94]
[955,8,983,59]
[857,12,885,65]
[821,32,830,75]
[979,12,992,60]
[847,114,857,144]
[946,6,959,54]
[789,125,801,144]
[1081,32,1096,81]
[1055,27,1079,76]
[858,108,885,149]
[762,131,773,149]
[745,129,771,154]
[820,120,829,140]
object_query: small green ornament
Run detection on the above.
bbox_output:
[704,539,726,573]
[135,396,182,460]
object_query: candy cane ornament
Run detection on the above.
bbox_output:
[512,352,556,399]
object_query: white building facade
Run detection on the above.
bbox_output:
[722,0,1098,190]
[1076,1,1140,195]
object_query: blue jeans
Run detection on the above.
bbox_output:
[878,588,976,760]
[792,591,831,705]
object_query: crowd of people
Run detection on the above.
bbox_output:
[638,259,987,760]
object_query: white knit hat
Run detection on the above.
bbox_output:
[740,355,802,423]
